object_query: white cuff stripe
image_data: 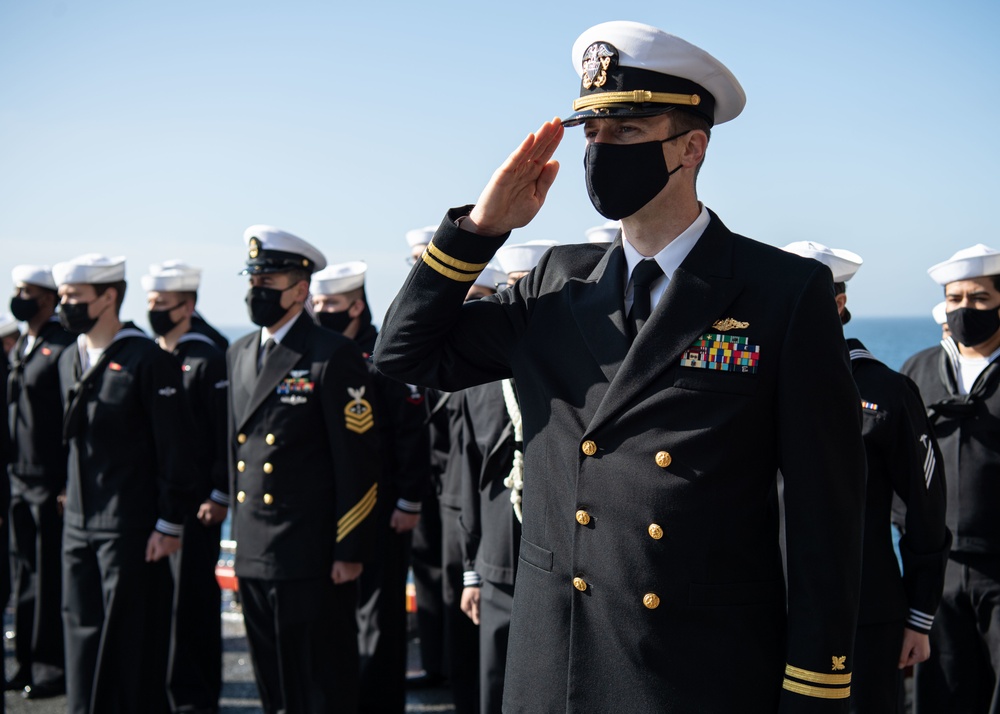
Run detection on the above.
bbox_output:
[396,498,422,513]
[210,489,230,506]
[908,609,934,629]
[155,519,183,537]
[463,571,482,587]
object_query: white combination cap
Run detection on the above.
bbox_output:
[242,225,326,275]
[0,313,19,338]
[932,301,948,326]
[563,20,746,127]
[473,262,507,290]
[141,260,202,292]
[52,254,126,286]
[781,241,863,283]
[12,265,56,290]
[312,261,367,296]
[927,244,1000,285]
[496,240,559,276]
[585,221,620,244]
[406,226,436,249]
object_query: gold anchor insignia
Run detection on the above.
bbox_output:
[712,318,749,332]
[831,656,846,671]
[581,42,617,91]
[248,237,261,259]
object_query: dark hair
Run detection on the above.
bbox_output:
[667,109,712,178]
[990,274,1000,292]
[93,280,126,312]
[284,268,312,288]
[177,290,198,306]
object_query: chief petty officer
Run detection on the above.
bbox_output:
[375,20,867,712]
[228,226,382,714]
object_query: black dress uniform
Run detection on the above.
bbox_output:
[458,381,522,714]
[375,208,866,712]
[167,329,229,713]
[227,311,381,714]
[59,323,198,714]
[903,338,1000,713]
[6,318,74,693]
[846,339,950,713]
[351,321,430,713]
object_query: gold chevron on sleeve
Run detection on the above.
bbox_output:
[425,242,491,273]
[336,484,378,543]
[784,664,852,685]
[782,679,850,700]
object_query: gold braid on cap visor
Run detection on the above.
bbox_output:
[572,90,701,112]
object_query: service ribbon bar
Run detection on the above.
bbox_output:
[680,333,760,374]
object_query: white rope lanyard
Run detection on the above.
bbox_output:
[501,378,524,523]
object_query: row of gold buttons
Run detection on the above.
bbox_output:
[236,432,277,446]
[571,576,660,609]
[580,440,672,469]
[235,491,274,505]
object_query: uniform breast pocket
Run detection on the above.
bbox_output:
[518,537,553,573]
[674,371,759,396]
[98,371,133,406]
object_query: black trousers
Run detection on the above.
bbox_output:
[915,553,1000,714]
[9,488,65,688]
[479,580,514,714]
[240,575,359,714]
[358,523,412,713]
[441,504,480,714]
[167,516,222,713]
[62,525,172,714]
[411,488,445,677]
[850,620,905,714]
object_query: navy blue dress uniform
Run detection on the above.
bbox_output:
[142,261,230,713]
[6,265,74,697]
[311,261,431,713]
[902,244,1000,713]
[228,226,381,714]
[458,381,522,714]
[54,254,198,714]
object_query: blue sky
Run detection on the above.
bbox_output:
[2,0,998,331]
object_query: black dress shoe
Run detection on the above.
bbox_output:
[3,672,30,691]
[21,681,67,699]
[405,670,446,689]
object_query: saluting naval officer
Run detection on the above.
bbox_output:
[310,261,430,713]
[902,245,1000,714]
[54,254,197,714]
[375,20,867,712]
[783,242,951,713]
[5,265,73,700]
[143,261,229,714]
[228,226,382,714]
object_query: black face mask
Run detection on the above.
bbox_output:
[10,296,39,322]
[584,130,690,220]
[147,304,182,336]
[59,301,99,335]
[317,307,354,334]
[246,285,295,328]
[946,306,1000,347]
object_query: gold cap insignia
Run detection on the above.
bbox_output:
[248,237,261,259]
[831,656,846,671]
[712,318,749,332]
[581,42,617,90]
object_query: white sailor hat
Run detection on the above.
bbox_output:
[496,241,559,276]
[52,254,126,286]
[927,244,1000,285]
[12,265,57,290]
[781,242,863,283]
[141,260,202,292]
[585,221,620,244]
[473,262,507,290]
[0,313,19,338]
[406,226,436,249]
[311,261,367,296]
[563,21,746,128]
[242,225,326,275]
[932,301,948,325]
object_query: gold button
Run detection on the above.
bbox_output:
[236,491,246,503]
[581,440,597,456]
[573,577,588,592]
[237,433,247,444]
[263,462,274,474]
[648,524,664,540]
[655,451,672,468]
[237,460,246,473]
[575,510,591,526]
[643,592,661,610]
[263,493,274,505]
[265,433,276,445]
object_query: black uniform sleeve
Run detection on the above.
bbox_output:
[373,370,430,512]
[201,350,231,505]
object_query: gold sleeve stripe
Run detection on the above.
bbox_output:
[782,679,850,700]
[338,484,378,528]
[426,242,491,273]
[784,665,852,685]
[421,252,480,283]
[337,488,378,543]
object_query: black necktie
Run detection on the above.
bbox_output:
[628,259,664,338]
[257,338,276,373]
